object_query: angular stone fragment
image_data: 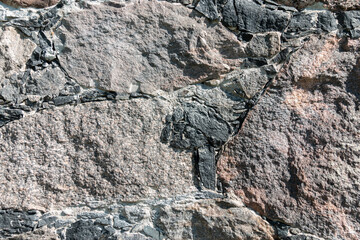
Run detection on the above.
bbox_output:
[25,67,68,98]
[0,0,59,8]
[195,0,219,20]
[220,67,270,99]
[245,32,281,58]
[218,35,360,239]
[0,210,39,238]
[0,99,196,210]
[56,0,243,93]
[317,10,337,32]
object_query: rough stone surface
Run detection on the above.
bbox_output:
[155,194,275,240]
[245,32,281,58]
[0,26,36,80]
[1,0,360,239]
[0,0,59,8]
[218,35,360,239]
[0,100,196,210]
[229,0,291,33]
[0,193,277,240]
[56,0,243,93]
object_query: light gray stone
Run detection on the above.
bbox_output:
[0,27,36,80]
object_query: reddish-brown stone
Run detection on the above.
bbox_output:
[218,35,360,239]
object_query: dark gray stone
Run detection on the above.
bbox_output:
[271,48,294,64]
[184,103,231,148]
[317,11,337,32]
[54,219,71,228]
[162,102,231,151]
[0,210,37,238]
[94,217,111,225]
[220,0,238,28]
[183,125,208,149]
[195,0,220,20]
[194,191,225,199]
[286,12,317,33]
[197,146,216,190]
[65,220,111,240]
[53,95,77,106]
[233,0,290,33]
[338,11,360,38]
[241,58,268,68]
[0,108,23,127]
[80,90,108,103]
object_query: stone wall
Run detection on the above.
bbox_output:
[0,0,359,239]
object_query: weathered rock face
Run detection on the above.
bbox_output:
[0,0,59,8]
[0,99,196,210]
[218,35,360,239]
[56,0,243,93]
[1,0,360,239]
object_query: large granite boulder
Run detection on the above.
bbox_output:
[218,35,360,239]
